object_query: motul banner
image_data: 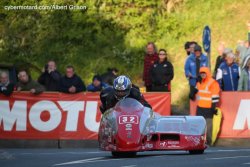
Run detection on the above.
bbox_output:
[190,92,250,138]
[0,92,171,139]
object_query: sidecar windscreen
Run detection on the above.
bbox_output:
[114,98,144,113]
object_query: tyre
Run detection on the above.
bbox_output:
[111,151,137,158]
[189,150,204,154]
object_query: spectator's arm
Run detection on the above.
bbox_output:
[149,66,155,85]
[213,56,220,77]
[86,84,94,92]
[216,68,223,89]
[38,73,45,85]
[50,71,61,81]
[75,78,86,92]
[1,84,14,96]
[237,71,243,91]
[166,63,174,84]
[59,80,69,93]
[33,82,45,94]
[184,57,191,78]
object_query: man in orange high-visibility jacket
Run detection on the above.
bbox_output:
[195,67,220,145]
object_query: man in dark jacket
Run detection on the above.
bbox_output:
[150,49,174,92]
[143,42,159,92]
[16,70,45,94]
[38,60,61,91]
[0,72,14,96]
[60,65,86,93]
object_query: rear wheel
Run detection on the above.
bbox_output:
[189,150,204,154]
[111,151,137,158]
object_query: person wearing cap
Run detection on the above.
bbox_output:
[150,49,174,92]
[195,67,220,145]
[238,57,250,91]
[216,52,240,91]
[87,75,109,92]
[184,44,208,100]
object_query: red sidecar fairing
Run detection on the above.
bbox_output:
[98,98,207,153]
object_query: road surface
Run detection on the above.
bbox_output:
[1,147,250,167]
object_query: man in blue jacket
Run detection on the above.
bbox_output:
[216,52,240,91]
[184,44,208,100]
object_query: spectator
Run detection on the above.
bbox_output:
[216,52,240,91]
[239,21,250,66]
[101,68,118,86]
[143,42,159,91]
[38,60,61,91]
[87,75,109,92]
[195,67,220,145]
[238,56,250,91]
[213,43,225,77]
[184,41,191,56]
[150,49,174,92]
[0,72,14,96]
[16,70,45,94]
[60,65,86,93]
[188,41,198,55]
[184,44,208,100]
[236,41,250,66]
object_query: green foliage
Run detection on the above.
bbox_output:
[0,0,249,109]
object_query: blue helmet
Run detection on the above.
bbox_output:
[113,75,132,100]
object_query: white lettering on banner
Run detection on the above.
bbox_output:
[0,101,27,131]
[233,100,250,130]
[84,101,100,132]
[0,100,100,132]
[29,101,62,132]
[58,101,84,131]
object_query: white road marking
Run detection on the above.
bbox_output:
[243,162,250,165]
[206,155,250,160]
[217,149,250,152]
[204,149,250,153]
[53,157,123,166]
[20,151,103,155]
[53,157,104,166]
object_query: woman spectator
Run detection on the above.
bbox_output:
[238,56,250,91]
[150,49,174,92]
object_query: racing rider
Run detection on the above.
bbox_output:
[99,75,152,114]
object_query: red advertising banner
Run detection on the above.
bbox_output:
[0,92,171,139]
[190,92,250,138]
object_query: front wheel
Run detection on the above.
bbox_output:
[111,151,137,158]
[189,150,204,154]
